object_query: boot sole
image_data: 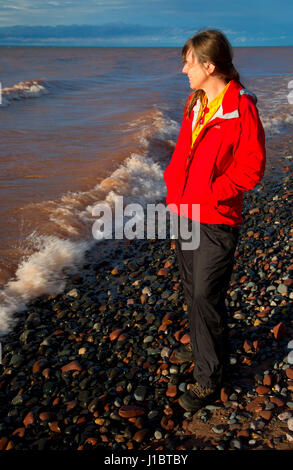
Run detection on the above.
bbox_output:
[178,391,219,412]
[178,395,205,413]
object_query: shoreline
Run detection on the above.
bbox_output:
[0,163,292,451]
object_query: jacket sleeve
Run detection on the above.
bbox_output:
[211,96,266,205]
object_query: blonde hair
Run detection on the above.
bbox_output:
[182,29,244,117]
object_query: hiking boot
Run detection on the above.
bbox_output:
[171,343,193,363]
[178,381,219,412]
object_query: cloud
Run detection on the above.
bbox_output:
[0,23,190,44]
[0,22,291,47]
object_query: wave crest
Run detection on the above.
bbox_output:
[0,78,49,107]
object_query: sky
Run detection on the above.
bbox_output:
[0,0,292,47]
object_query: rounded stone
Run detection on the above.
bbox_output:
[288,418,293,431]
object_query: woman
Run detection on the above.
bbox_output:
[163,29,266,412]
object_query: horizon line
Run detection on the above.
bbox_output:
[1,44,293,48]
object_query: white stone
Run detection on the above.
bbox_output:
[66,288,79,298]
[142,287,151,296]
[287,417,293,431]
[161,347,171,359]
[278,411,292,421]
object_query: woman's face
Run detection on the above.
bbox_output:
[182,49,210,90]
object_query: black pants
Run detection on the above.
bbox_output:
[175,218,240,389]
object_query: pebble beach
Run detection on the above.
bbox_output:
[0,157,292,452]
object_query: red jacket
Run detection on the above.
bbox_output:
[163,79,266,226]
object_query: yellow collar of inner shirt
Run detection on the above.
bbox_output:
[192,81,231,146]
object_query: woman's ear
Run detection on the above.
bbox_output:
[203,62,216,75]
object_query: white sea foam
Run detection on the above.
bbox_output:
[0,235,91,336]
[261,113,293,137]
[0,79,49,107]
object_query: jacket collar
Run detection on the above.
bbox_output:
[218,79,243,117]
[192,79,256,125]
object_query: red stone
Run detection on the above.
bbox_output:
[174,329,183,342]
[109,329,123,341]
[53,329,65,336]
[140,295,147,305]
[117,333,127,341]
[77,416,87,425]
[243,339,252,352]
[182,420,190,431]
[84,437,98,446]
[118,406,145,418]
[256,386,270,395]
[66,400,78,411]
[49,421,61,433]
[23,411,35,427]
[259,410,272,421]
[242,357,252,365]
[163,406,174,416]
[270,396,284,407]
[245,396,266,412]
[158,324,167,333]
[180,333,190,345]
[12,427,25,438]
[173,283,181,291]
[157,268,169,276]
[133,429,149,443]
[160,416,174,431]
[32,358,48,374]
[249,208,260,215]
[142,361,150,369]
[220,387,231,403]
[170,240,176,250]
[61,360,82,373]
[41,368,50,379]
[0,437,8,450]
[237,429,250,438]
[39,412,54,421]
[272,322,285,340]
[166,384,177,398]
[161,313,173,325]
[257,311,269,318]
[263,375,272,387]
[164,260,173,269]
